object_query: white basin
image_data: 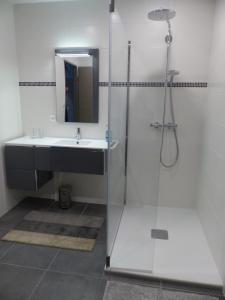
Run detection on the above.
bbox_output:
[54,139,91,147]
[5,136,111,150]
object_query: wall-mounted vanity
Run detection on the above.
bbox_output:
[4,47,108,191]
[5,136,111,191]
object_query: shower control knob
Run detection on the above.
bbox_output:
[167,122,178,129]
[150,122,178,129]
[150,122,162,129]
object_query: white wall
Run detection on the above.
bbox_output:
[14,0,108,139]
[14,0,216,208]
[197,0,225,287]
[14,0,109,203]
[114,0,216,208]
[13,0,225,287]
[0,0,24,217]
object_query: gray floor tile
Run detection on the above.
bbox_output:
[0,206,29,230]
[1,243,58,269]
[0,198,55,231]
[50,242,106,277]
[96,221,106,243]
[0,263,43,300]
[30,271,103,300]
[0,228,11,238]
[0,241,13,258]
[84,203,107,217]
[18,197,54,210]
[96,279,107,299]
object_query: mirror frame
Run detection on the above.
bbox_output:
[55,47,99,123]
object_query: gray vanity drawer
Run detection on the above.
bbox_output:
[51,147,104,175]
[5,144,105,190]
[6,169,53,191]
[6,170,37,190]
[35,147,51,171]
[5,146,35,170]
[5,145,53,191]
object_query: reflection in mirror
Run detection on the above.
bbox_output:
[55,48,99,123]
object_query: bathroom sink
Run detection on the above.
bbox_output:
[6,136,109,150]
[54,139,91,147]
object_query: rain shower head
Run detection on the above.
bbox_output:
[148,8,176,22]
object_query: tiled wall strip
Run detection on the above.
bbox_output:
[19,81,208,88]
[19,82,56,86]
[99,82,208,88]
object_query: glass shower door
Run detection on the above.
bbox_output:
[107,0,162,274]
[107,2,127,259]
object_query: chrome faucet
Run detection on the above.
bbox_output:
[75,127,81,141]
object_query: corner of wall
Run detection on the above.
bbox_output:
[0,0,25,217]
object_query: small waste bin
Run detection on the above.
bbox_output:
[59,184,72,209]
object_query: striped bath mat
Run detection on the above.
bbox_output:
[1,210,104,251]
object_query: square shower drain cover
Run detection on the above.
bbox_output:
[151,229,169,240]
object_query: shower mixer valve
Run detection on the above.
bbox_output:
[150,122,178,129]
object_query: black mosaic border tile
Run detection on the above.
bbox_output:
[19,82,56,86]
[19,81,207,88]
[100,82,208,88]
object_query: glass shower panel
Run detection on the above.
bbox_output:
[107,5,127,258]
[107,0,162,274]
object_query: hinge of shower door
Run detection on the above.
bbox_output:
[109,0,115,12]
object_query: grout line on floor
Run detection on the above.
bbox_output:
[0,242,15,261]
[0,260,104,280]
[2,259,220,299]
[0,261,46,272]
[26,249,60,300]
[47,249,61,270]
[48,267,104,280]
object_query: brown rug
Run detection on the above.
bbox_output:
[2,230,95,251]
[24,211,104,228]
[1,210,104,251]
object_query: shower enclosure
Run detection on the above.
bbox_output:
[107,0,222,287]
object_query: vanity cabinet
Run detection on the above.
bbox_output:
[5,144,106,191]
[5,146,53,191]
[51,147,104,175]
[35,146,52,171]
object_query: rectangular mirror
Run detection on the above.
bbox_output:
[55,48,99,123]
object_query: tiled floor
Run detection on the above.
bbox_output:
[0,197,223,300]
[0,198,106,300]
